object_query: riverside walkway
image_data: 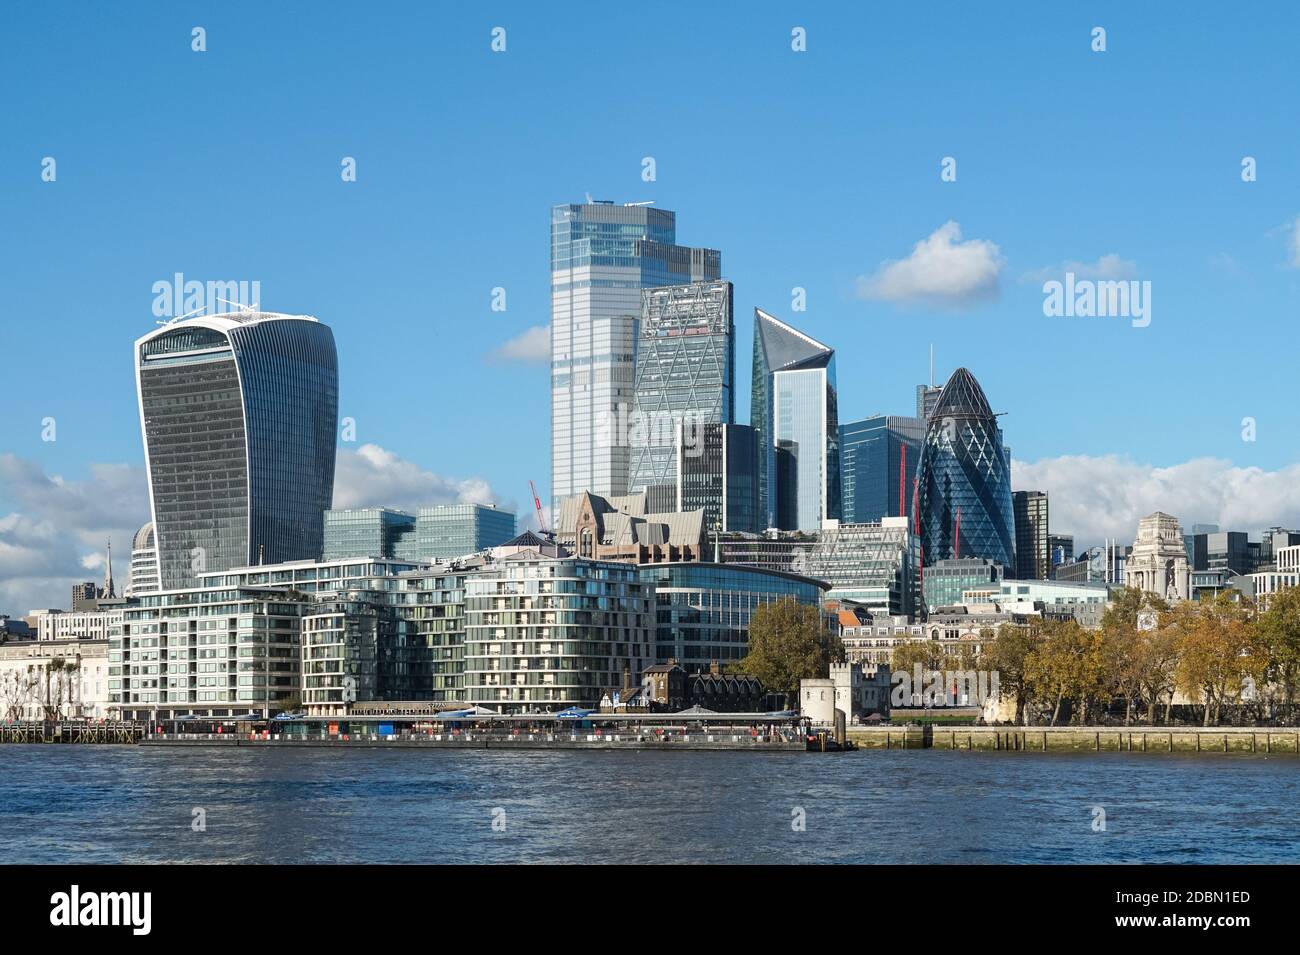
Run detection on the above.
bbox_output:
[847,724,1300,754]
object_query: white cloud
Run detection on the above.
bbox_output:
[857,221,1004,305]
[333,444,506,513]
[1012,455,1300,551]
[0,454,149,615]
[1020,253,1138,284]
[489,325,550,363]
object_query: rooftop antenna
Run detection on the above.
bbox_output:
[214,297,259,313]
[156,304,208,327]
[585,192,593,204]
[929,344,935,388]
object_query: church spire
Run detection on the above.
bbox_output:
[102,540,115,599]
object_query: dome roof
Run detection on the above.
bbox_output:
[132,521,155,551]
[932,367,994,420]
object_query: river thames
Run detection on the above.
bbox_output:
[2,747,1298,864]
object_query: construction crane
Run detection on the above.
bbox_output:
[529,480,548,534]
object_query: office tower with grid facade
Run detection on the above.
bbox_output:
[550,201,720,513]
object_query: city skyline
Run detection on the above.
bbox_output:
[5,3,1300,613]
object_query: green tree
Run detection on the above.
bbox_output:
[741,597,844,697]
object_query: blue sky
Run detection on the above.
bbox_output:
[2,2,1299,612]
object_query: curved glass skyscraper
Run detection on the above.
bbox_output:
[914,368,1014,570]
[135,312,338,589]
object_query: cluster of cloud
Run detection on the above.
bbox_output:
[0,454,149,615]
[1013,454,1300,550]
[332,443,508,514]
[489,324,550,363]
[857,221,1004,305]
[0,446,509,616]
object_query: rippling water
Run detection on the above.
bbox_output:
[2,746,1297,863]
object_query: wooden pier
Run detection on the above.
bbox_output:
[0,721,145,744]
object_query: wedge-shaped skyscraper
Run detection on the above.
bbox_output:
[135,311,339,589]
[913,368,1014,570]
[751,309,840,531]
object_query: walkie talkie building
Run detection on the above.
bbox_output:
[135,311,339,590]
[913,368,1015,570]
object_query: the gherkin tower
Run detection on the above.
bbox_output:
[913,368,1014,570]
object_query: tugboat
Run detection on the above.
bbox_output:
[806,730,857,752]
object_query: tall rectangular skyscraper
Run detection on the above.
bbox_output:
[550,202,720,513]
[752,309,840,531]
[1012,490,1049,580]
[628,280,734,496]
[916,384,942,420]
[676,422,759,534]
[839,415,925,525]
[135,312,339,590]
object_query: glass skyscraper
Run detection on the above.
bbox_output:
[752,309,840,531]
[628,280,734,496]
[1012,490,1049,579]
[135,312,338,590]
[839,415,925,525]
[914,368,1014,570]
[550,202,720,513]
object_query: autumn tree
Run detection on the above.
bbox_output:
[1254,586,1300,708]
[741,597,844,697]
[890,640,943,674]
[1100,587,1169,724]
[981,623,1041,725]
[1134,624,1180,724]
[1171,595,1259,726]
[1025,619,1109,725]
